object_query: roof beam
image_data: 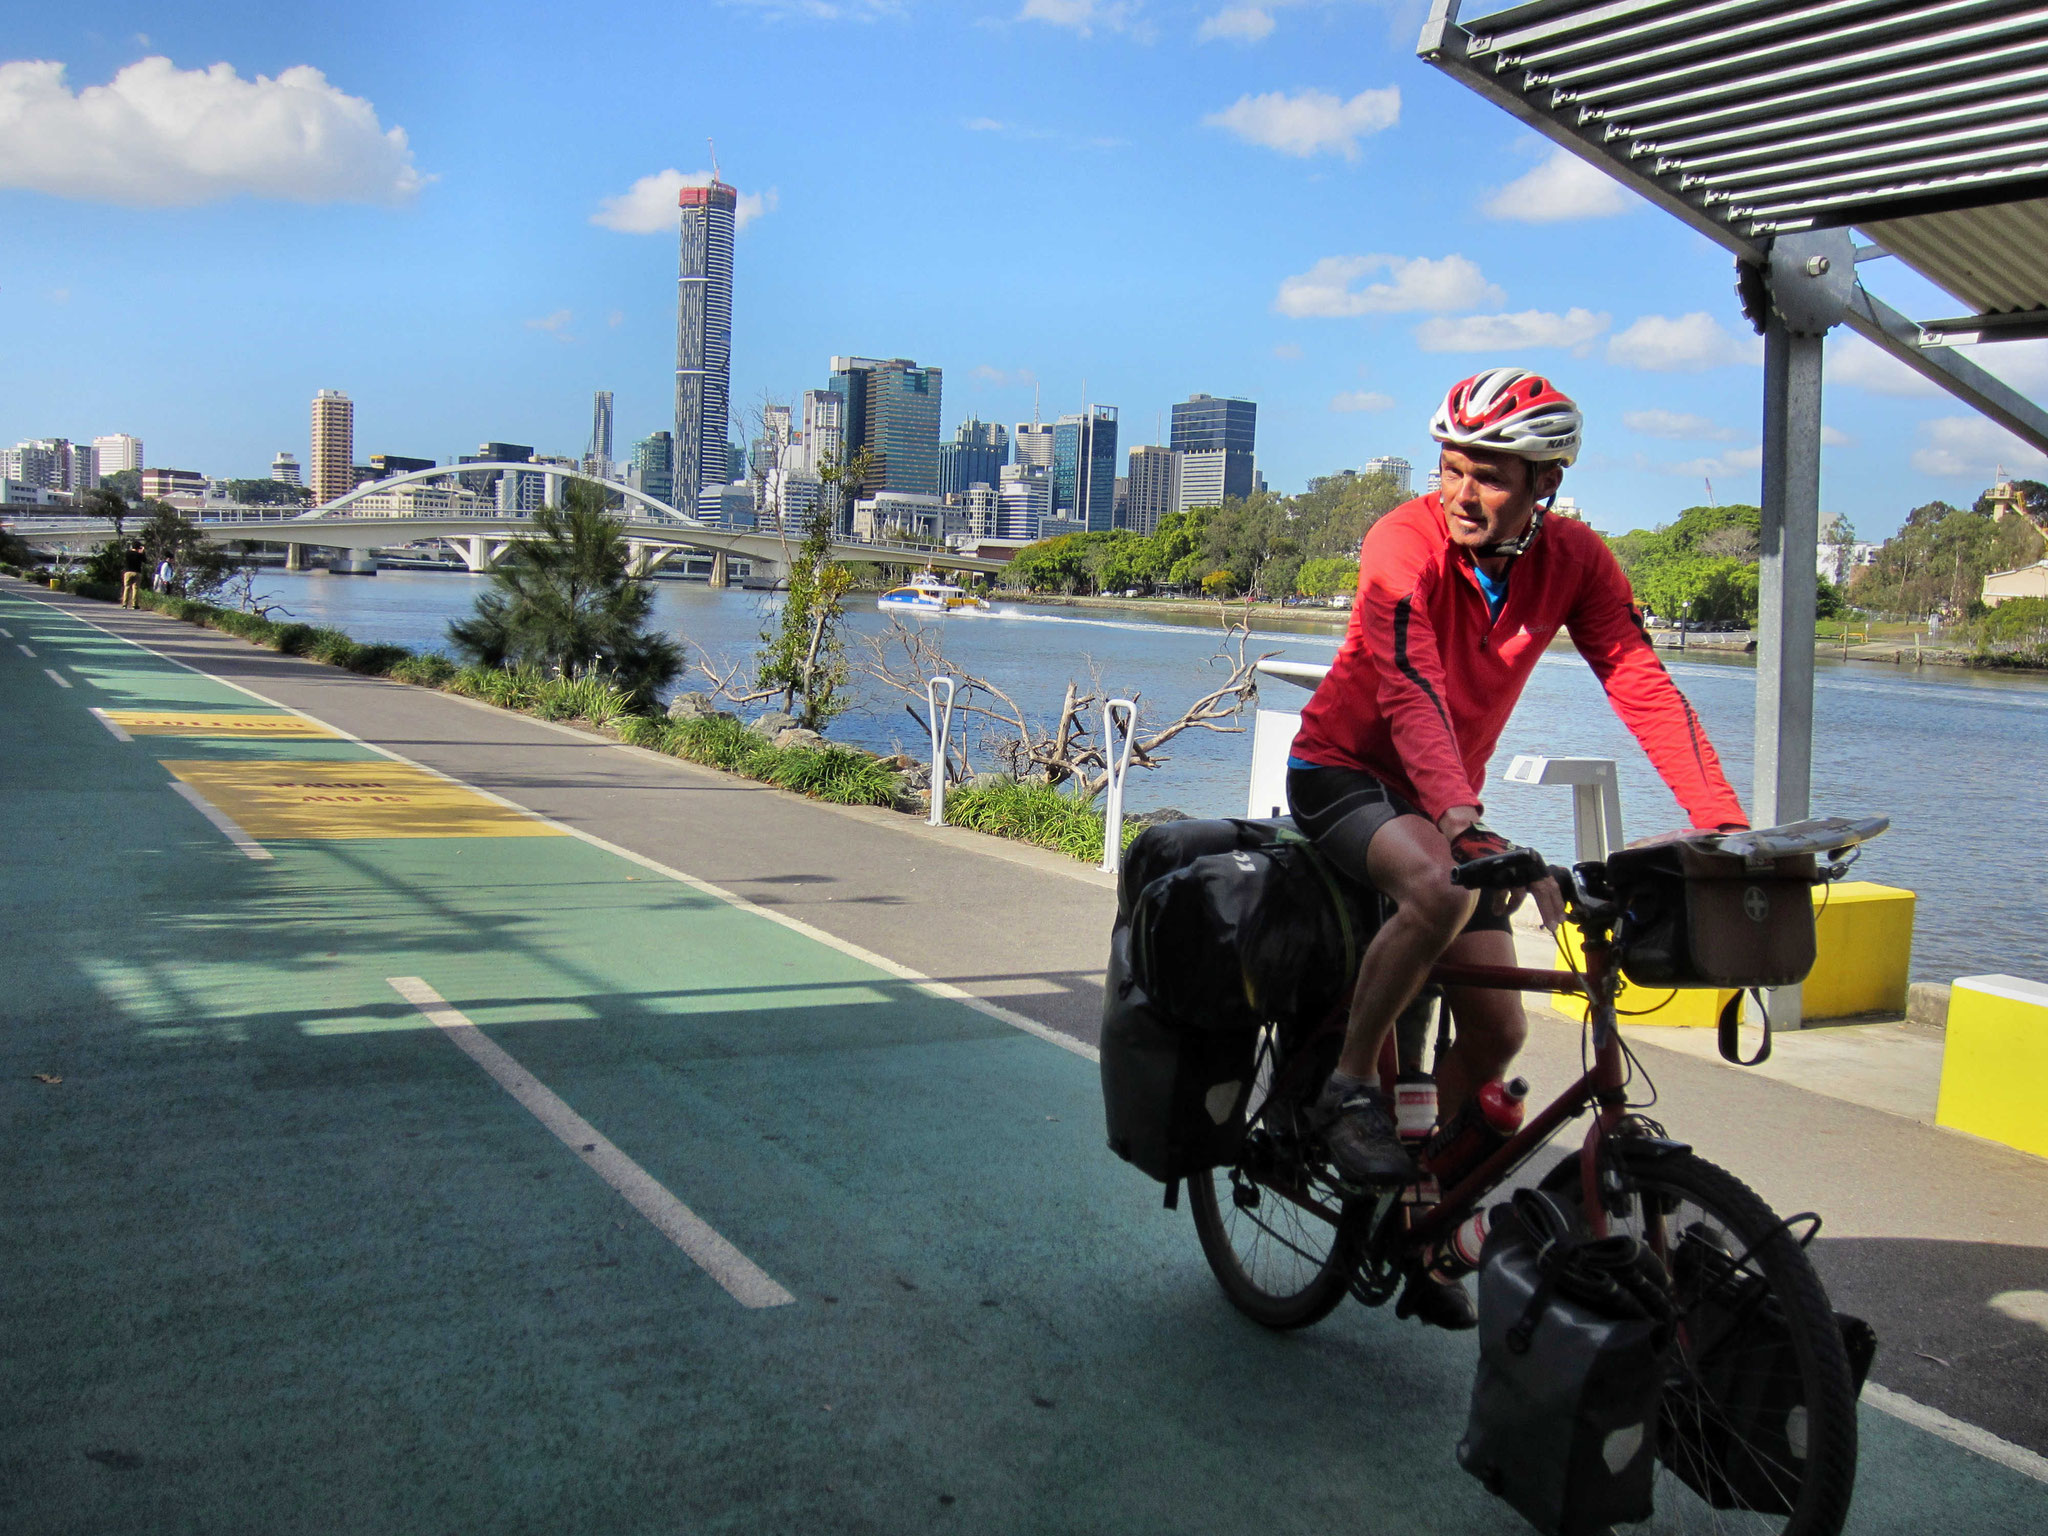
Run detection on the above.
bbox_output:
[1842,283,2048,456]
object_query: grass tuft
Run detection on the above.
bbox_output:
[941,779,1142,862]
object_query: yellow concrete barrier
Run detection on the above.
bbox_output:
[1938,975,2048,1159]
[1552,881,1915,1026]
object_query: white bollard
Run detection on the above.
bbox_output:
[1100,698,1138,875]
[926,675,957,827]
[1503,754,1624,863]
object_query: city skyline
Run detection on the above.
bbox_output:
[7,7,2047,541]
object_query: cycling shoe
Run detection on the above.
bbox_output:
[1315,1083,1415,1187]
[1397,1270,1478,1331]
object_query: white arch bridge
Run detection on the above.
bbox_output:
[14,463,1004,585]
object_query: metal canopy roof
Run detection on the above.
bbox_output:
[1420,0,2048,448]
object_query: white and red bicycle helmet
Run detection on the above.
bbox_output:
[1430,367,1582,467]
[1429,368,1582,558]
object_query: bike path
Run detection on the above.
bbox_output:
[2,584,2042,1534]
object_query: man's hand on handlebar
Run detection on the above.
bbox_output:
[1440,808,1566,932]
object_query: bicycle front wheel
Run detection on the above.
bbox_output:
[1189,1025,1359,1330]
[1544,1144,1860,1536]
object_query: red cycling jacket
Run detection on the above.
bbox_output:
[1290,495,1747,831]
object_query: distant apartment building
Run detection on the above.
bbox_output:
[3,438,95,494]
[93,433,143,476]
[1,478,65,507]
[1013,420,1055,470]
[939,417,1009,497]
[798,389,844,475]
[1053,406,1118,532]
[1124,445,1182,535]
[271,451,302,486]
[1177,450,1231,514]
[997,462,1053,541]
[828,356,943,498]
[1170,394,1256,502]
[142,468,208,502]
[630,432,675,506]
[948,482,1001,542]
[1362,455,1413,496]
[310,390,355,506]
[348,480,493,518]
[676,181,738,517]
[585,390,615,479]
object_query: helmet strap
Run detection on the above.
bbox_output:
[1476,491,1554,561]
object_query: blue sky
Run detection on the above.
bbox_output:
[4,0,2044,538]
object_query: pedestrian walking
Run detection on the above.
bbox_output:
[119,541,146,608]
[153,557,174,595]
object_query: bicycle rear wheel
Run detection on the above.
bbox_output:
[1543,1143,1860,1536]
[1188,1025,1359,1330]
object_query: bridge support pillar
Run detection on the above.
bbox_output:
[709,550,729,589]
[285,542,309,572]
[452,536,498,573]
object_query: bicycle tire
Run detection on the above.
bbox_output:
[1189,1024,1358,1330]
[1541,1144,1860,1536]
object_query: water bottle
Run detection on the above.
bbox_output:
[1426,1210,1492,1280]
[1393,1071,1438,1144]
[1422,1076,1529,1186]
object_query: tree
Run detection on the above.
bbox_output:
[1823,512,1859,588]
[137,500,245,602]
[1295,556,1358,599]
[1850,502,2043,618]
[80,484,132,537]
[99,469,141,505]
[219,478,311,508]
[755,446,871,727]
[447,479,682,706]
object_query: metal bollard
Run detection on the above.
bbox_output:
[1503,755,1624,862]
[926,675,957,827]
[1100,698,1137,875]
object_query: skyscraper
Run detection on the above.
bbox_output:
[93,433,143,475]
[939,417,1009,497]
[1170,394,1256,502]
[586,391,615,478]
[310,390,354,506]
[1362,455,1413,496]
[676,180,737,517]
[1053,406,1118,532]
[1013,420,1055,469]
[631,431,674,506]
[799,389,844,475]
[1124,444,1182,536]
[271,451,302,486]
[827,356,943,495]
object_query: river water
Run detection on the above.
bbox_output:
[251,568,2048,987]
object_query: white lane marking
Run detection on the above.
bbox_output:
[0,625,13,636]
[44,668,72,689]
[387,977,795,1310]
[34,594,1101,1063]
[168,782,272,861]
[17,642,35,657]
[89,707,134,741]
[1864,1383,2048,1486]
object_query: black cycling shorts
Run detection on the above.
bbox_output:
[1285,762,1511,936]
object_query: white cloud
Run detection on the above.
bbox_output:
[1019,0,1145,37]
[1607,312,1762,372]
[1198,6,1276,41]
[1663,445,1763,478]
[720,0,904,17]
[1908,415,2048,478]
[607,310,624,328]
[1623,409,1736,442]
[964,116,1008,132]
[1205,86,1400,159]
[1330,390,1395,413]
[1481,147,1633,223]
[525,310,574,340]
[1275,254,1500,318]
[0,57,423,206]
[970,364,1038,388]
[1820,424,1854,446]
[1414,307,1609,354]
[1272,341,1304,360]
[591,169,778,233]
[1828,334,1937,397]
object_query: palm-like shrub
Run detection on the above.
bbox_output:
[448,479,682,707]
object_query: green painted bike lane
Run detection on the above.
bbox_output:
[3,586,2043,1535]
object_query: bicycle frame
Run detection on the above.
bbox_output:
[1377,932,1633,1254]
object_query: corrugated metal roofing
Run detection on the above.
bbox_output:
[1424,0,2048,317]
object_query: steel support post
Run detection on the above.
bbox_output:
[1755,315,1825,1027]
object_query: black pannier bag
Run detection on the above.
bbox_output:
[1459,1192,1674,1536]
[1660,1224,1877,1514]
[1123,818,1376,1037]
[1605,833,1819,991]
[1099,818,1376,1184]
[1099,925,1258,1183]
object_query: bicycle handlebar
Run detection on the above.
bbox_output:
[1448,846,1550,891]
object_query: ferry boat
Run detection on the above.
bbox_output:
[876,571,990,614]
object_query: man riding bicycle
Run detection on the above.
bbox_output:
[1287,368,1749,1325]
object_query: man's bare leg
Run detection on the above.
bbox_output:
[1333,814,1478,1083]
[1434,927,1529,1119]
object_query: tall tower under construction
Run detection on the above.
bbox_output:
[675,180,737,516]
